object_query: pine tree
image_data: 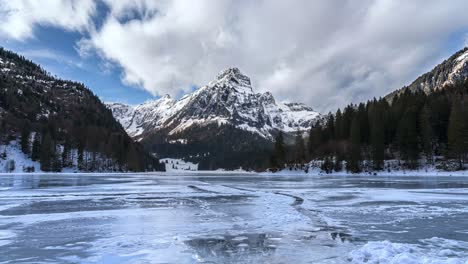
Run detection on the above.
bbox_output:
[62,136,71,168]
[295,130,306,164]
[419,105,433,164]
[272,132,286,168]
[448,100,467,169]
[334,109,343,140]
[51,145,62,172]
[334,155,343,172]
[20,123,30,155]
[347,116,362,173]
[77,144,84,171]
[325,114,335,142]
[397,108,420,169]
[370,104,385,170]
[309,122,323,158]
[357,103,369,144]
[31,133,41,161]
[321,156,333,173]
[39,131,53,171]
[127,146,141,172]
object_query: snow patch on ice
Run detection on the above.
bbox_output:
[349,238,468,264]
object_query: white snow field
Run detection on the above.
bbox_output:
[0,173,467,263]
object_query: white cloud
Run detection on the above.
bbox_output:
[2,0,468,111]
[0,0,96,40]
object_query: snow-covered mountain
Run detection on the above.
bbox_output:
[107,68,320,140]
[387,47,468,101]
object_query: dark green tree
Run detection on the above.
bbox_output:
[448,100,467,169]
[419,105,434,164]
[61,136,72,168]
[309,122,324,158]
[31,133,41,161]
[397,108,420,169]
[77,143,84,171]
[347,116,362,173]
[321,156,333,173]
[39,131,53,171]
[51,145,62,172]
[295,130,306,164]
[20,123,30,155]
[334,109,343,140]
[271,132,286,168]
[370,103,385,170]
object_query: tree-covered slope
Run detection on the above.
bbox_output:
[274,47,468,173]
[0,47,164,172]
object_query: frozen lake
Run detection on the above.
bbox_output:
[0,173,467,263]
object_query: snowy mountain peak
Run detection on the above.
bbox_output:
[107,68,320,140]
[283,102,315,112]
[456,48,468,62]
[209,67,253,94]
[386,47,468,101]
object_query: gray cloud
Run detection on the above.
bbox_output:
[2,0,468,112]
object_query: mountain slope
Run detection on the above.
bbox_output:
[107,68,320,170]
[0,47,164,172]
[386,47,468,101]
[108,68,320,139]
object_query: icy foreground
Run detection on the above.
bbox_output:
[0,174,467,263]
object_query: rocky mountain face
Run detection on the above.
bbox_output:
[107,68,320,170]
[108,68,320,139]
[0,47,164,172]
[386,47,468,101]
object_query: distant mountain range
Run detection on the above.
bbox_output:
[107,68,320,140]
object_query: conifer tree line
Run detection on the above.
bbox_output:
[271,81,468,172]
[13,119,162,172]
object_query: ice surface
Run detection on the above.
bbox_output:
[0,173,467,263]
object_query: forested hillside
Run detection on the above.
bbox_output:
[0,47,164,172]
[272,80,468,172]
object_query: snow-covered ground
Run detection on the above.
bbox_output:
[266,159,468,177]
[160,158,198,171]
[0,141,41,173]
[268,167,468,177]
[0,141,117,174]
[0,173,467,263]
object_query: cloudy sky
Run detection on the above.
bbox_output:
[1,0,468,112]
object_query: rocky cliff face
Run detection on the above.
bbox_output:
[108,67,320,140]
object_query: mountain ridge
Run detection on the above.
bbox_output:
[386,47,468,101]
[107,67,320,140]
